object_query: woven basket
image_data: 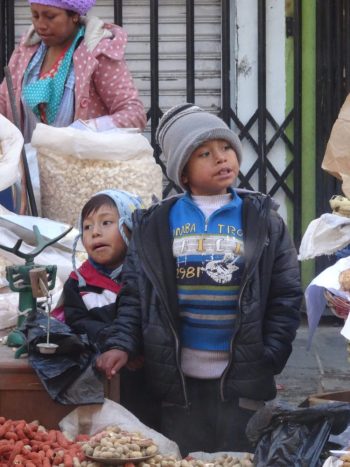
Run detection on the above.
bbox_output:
[324,289,350,320]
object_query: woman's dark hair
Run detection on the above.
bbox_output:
[81,194,118,222]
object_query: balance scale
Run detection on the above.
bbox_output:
[0,224,72,358]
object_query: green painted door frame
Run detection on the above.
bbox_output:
[301,0,316,288]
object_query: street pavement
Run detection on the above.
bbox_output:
[275,315,350,406]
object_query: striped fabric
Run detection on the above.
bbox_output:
[170,191,245,355]
[178,284,239,351]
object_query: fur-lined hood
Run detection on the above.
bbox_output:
[23,15,115,53]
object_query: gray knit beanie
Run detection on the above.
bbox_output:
[156,103,243,190]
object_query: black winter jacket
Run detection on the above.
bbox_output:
[99,191,302,406]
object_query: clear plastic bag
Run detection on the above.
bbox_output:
[0,114,23,191]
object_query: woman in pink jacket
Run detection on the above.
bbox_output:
[0,0,146,143]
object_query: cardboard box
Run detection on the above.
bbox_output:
[0,342,119,429]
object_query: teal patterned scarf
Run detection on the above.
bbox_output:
[22,26,85,125]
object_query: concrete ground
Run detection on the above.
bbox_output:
[273,315,350,447]
[275,315,350,406]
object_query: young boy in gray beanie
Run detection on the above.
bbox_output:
[96,104,302,455]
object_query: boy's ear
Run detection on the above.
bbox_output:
[181,168,188,186]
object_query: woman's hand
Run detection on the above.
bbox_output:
[95,349,128,379]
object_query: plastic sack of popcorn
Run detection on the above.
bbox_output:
[31,124,163,226]
[0,114,23,191]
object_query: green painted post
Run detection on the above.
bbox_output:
[285,0,315,289]
[300,0,316,288]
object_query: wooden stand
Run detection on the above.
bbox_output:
[0,332,120,429]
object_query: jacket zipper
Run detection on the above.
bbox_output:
[135,225,189,407]
[219,196,270,401]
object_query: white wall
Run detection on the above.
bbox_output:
[234,0,287,219]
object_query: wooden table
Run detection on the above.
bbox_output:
[0,330,119,429]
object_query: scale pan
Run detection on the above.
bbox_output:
[36,343,59,354]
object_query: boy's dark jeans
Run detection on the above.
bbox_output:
[120,367,161,431]
[160,377,259,456]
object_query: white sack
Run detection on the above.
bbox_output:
[31,124,163,225]
[59,398,181,458]
[0,213,82,252]
[304,256,350,346]
[0,281,63,331]
[0,226,82,285]
[298,213,350,260]
[321,456,343,467]
[0,114,23,191]
[0,211,85,330]
[0,292,19,330]
[31,124,154,161]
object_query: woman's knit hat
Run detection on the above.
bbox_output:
[72,189,144,286]
[156,103,243,190]
[28,0,96,15]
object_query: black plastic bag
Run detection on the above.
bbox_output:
[21,313,105,404]
[22,313,89,355]
[246,400,350,467]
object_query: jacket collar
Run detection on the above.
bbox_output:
[182,187,242,210]
[24,16,113,53]
[135,197,180,329]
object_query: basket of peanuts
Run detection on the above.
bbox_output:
[341,452,350,466]
[80,425,255,467]
[0,417,254,467]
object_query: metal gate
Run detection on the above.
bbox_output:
[315,0,350,273]
[0,0,302,244]
[316,0,350,216]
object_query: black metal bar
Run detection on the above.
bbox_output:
[345,0,350,92]
[221,0,231,124]
[334,0,343,112]
[7,0,15,57]
[186,0,195,102]
[315,0,327,218]
[266,111,294,153]
[5,67,38,217]
[315,0,344,274]
[113,0,123,27]
[0,2,5,82]
[150,0,160,150]
[1,1,15,83]
[315,0,339,219]
[269,162,295,199]
[230,110,259,153]
[257,0,267,193]
[293,0,302,246]
[315,0,328,275]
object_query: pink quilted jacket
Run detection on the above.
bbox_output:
[0,17,147,131]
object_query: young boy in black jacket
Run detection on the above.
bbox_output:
[54,189,143,351]
[53,189,160,429]
[95,104,303,455]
